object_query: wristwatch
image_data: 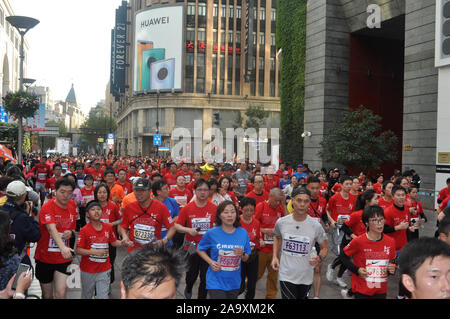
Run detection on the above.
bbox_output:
[13,292,26,299]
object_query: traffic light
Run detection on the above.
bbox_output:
[442,0,450,56]
[213,112,220,125]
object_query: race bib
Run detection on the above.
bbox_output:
[366,259,389,283]
[217,249,241,271]
[191,218,211,234]
[38,173,47,180]
[48,233,69,253]
[282,234,311,257]
[174,196,187,207]
[337,214,350,224]
[410,217,420,231]
[89,243,109,263]
[133,224,155,245]
[264,233,274,245]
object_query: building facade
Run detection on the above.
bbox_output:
[303,0,439,189]
[115,0,280,158]
[0,0,29,100]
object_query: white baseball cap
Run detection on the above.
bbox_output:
[6,180,28,198]
[139,169,146,174]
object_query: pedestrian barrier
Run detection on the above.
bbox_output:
[417,188,437,211]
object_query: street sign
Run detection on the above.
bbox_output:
[98,138,104,143]
[153,134,162,146]
[158,146,170,152]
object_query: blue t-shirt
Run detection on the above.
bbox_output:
[161,197,180,247]
[197,226,251,291]
[293,172,307,180]
[280,178,290,190]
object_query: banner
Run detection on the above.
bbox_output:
[133,3,185,93]
[27,103,46,132]
[110,1,128,99]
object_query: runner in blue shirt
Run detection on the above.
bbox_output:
[197,200,252,299]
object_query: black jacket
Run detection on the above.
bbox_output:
[1,200,41,266]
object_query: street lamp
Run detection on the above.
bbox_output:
[6,15,39,164]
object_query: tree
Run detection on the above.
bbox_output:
[277,0,307,166]
[80,110,117,152]
[318,106,399,172]
[243,105,269,130]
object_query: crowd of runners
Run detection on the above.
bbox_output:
[0,153,449,299]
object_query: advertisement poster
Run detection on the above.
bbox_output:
[133,4,185,93]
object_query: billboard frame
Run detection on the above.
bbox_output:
[133,2,186,95]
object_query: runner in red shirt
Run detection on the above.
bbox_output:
[90,163,104,187]
[169,175,193,208]
[437,178,450,204]
[177,162,194,183]
[75,201,124,299]
[246,175,269,206]
[174,179,217,299]
[264,172,280,193]
[186,169,202,193]
[31,156,53,203]
[116,169,133,195]
[119,178,175,252]
[404,185,426,242]
[35,178,78,299]
[254,188,285,299]
[45,164,63,199]
[239,196,265,299]
[341,205,396,299]
[378,180,394,211]
[164,162,178,190]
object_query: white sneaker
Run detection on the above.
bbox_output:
[326,264,336,282]
[336,277,347,288]
[341,289,352,299]
[312,297,320,299]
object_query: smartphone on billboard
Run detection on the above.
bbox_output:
[136,41,153,91]
[142,48,166,91]
[150,58,176,90]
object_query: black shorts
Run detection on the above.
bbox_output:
[35,261,72,284]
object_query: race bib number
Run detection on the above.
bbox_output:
[410,217,420,231]
[100,218,110,224]
[48,233,69,253]
[366,259,389,283]
[337,215,350,224]
[38,173,47,180]
[89,243,109,263]
[282,234,311,257]
[133,224,155,245]
[191,218,211,234]
[217,249,241,271]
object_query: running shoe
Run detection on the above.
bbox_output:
[336,277,347,288]
[341,289,352,299]
[326,264,336,282]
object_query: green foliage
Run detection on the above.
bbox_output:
[277,0,307,166]
[318,106,399,171]
[244,105,269,130]
[80,110,117,151]
[2,90,40,119]
[46,120,67,136]
[22,133,31,153]
[0,123,30,154]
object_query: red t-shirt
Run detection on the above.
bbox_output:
[378,197,393,211]
[246,190,269,206]
[121,200,174,252]
[343,234,396,296]
[345,210,366,237]
[254,201,284,253]
[35,199,78,264]
[90,169,104,185]
[31,163,53,183]
[45,176,60,198]
[327,192,356,223]
[169,187,193,208]
[76,222,117,273]
[384,205,410,251]
[80,186,95,208]
[373,183,382,195]
[227,191,239,203]
[164,173,178,190]
[308,196,327,222]
[264,175,280,192]
[100,200,121,224]
[331,183,342,194]
[240,217,262,250]
[320,182,328,197]
[177,170,194,183]
[438,187,450,202]
[116,181,133,196]
[439,196,450,211]
[176,201,217,244]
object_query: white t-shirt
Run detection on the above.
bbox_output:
[273,214,327,285]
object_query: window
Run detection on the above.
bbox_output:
[213,4,218,17]
[236,6,242,19]
[271,33,276,46]
[259,33,265,45]
[253,7,257,20]
[213,30,218,44]
[221,5,226,18]
[196,78,205,93]
[259,81,264,96]
[260,7,266,20]
[221,31,226,45]
[198,29,206,42]
[253,32,257,45]
[185,78,194,93]
[271,9,277,21]
[186,28,195,41]
[229,5,234,18]
[228,31,233,43]
[236,31,241,43]
[186,52,194,66]
[198,3,206,16]
[187,3,196,15]
[259,57,265,70]
[270,58,275,71]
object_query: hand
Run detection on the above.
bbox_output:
[233,247,244,257]
[187,228,199,237]
[330,222,337,229]
[309,256,321,267]
[92,249,109,257]
[259,238,266,248]
[62,230,73,240]
[271,258,279,271]
[396,221,409,231]
[388,263,396,275]
[15,270,32,295]
[209,261,221,272]
[61,246,74,260]
[123,239,134,248]
[358,268,368,278]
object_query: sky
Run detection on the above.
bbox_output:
[10,0,124,115]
